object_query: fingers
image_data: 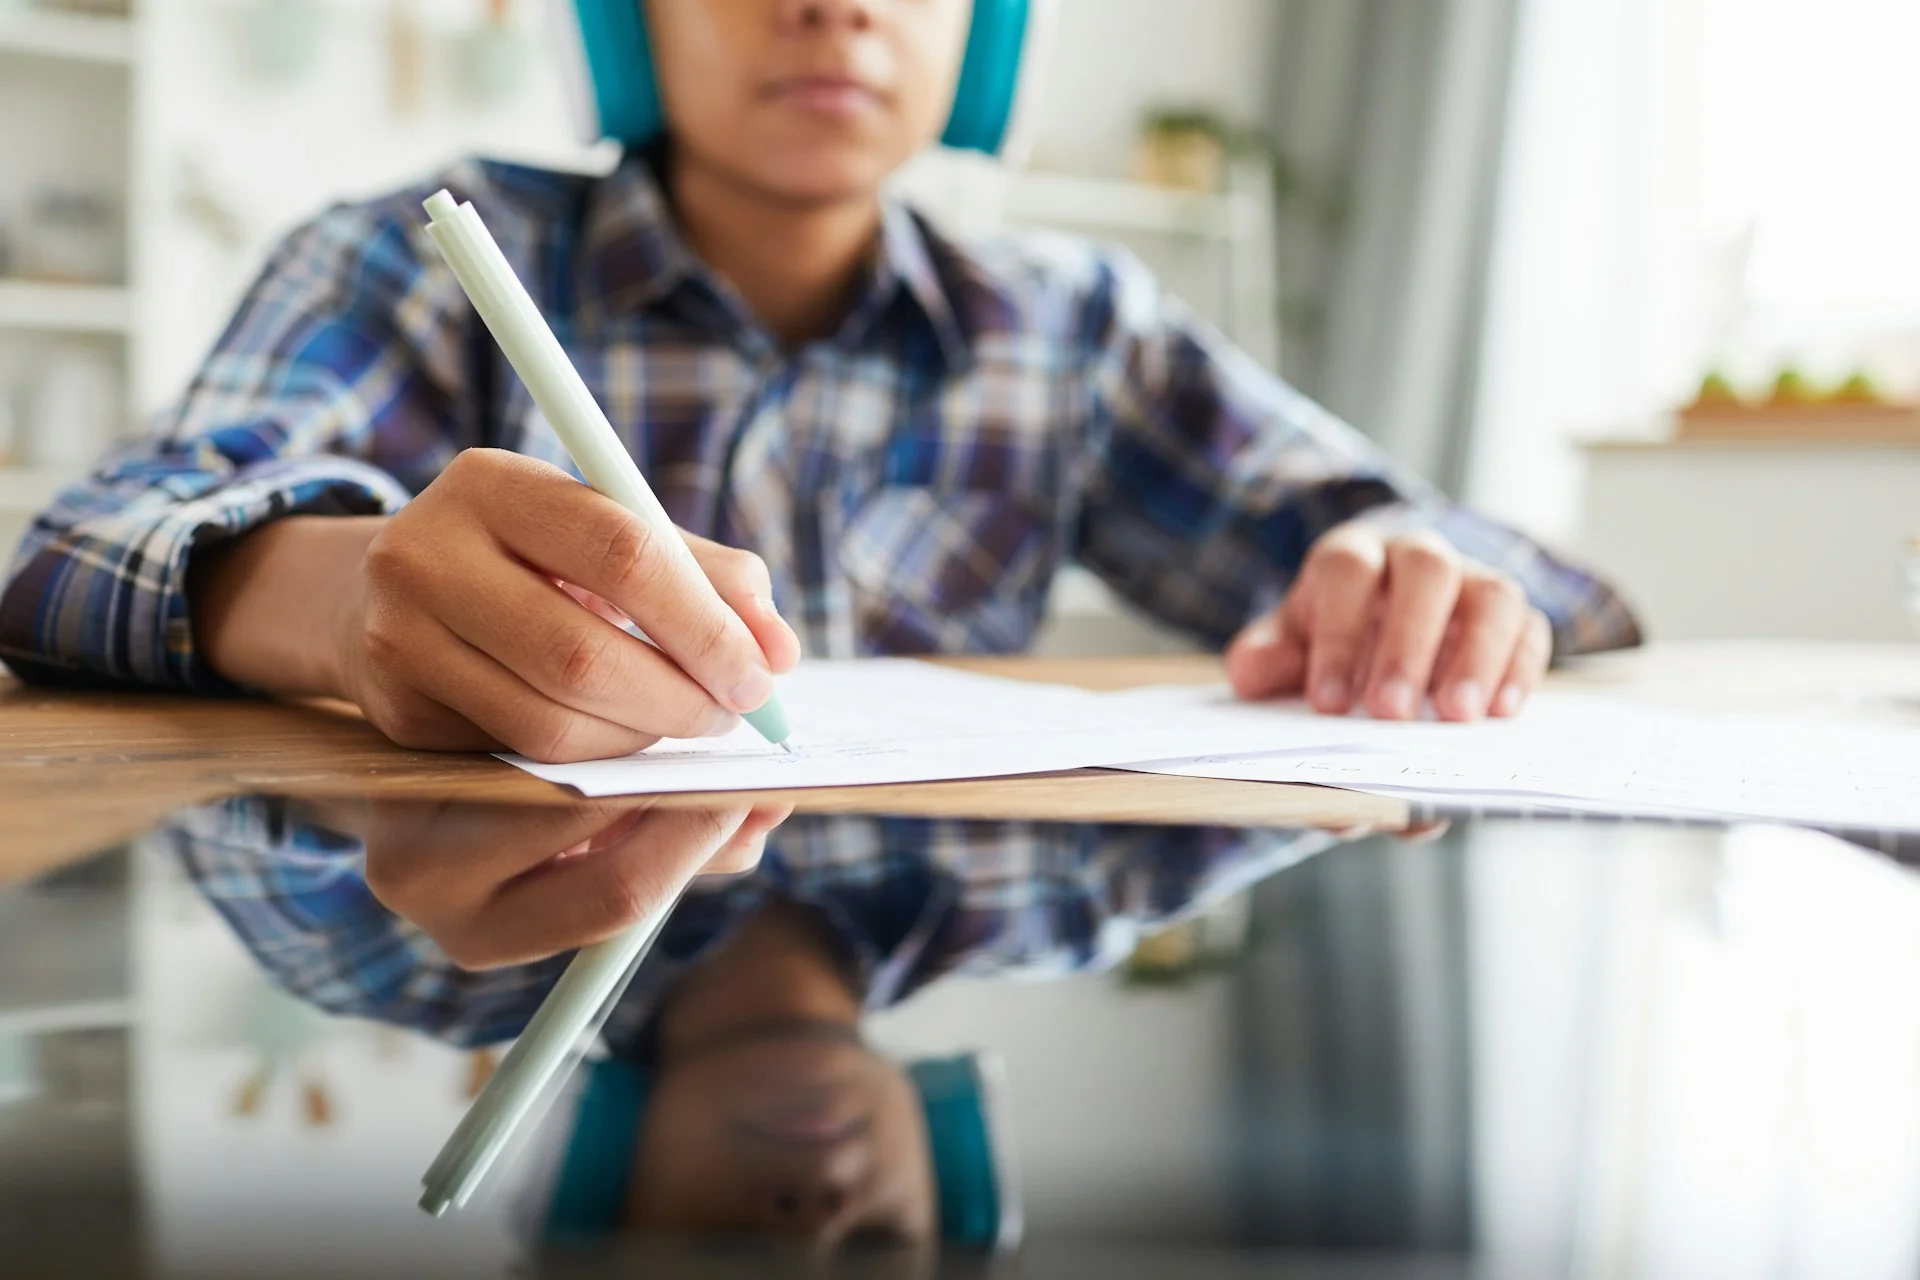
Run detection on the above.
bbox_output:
[1492,609,1552,717]
[1425,572,1528,721]
[474,806,756,966]
[450,450,779,718]
[1360,534,1461,720]
[1259,521,1551,723]
[364,798,663,919]
[685,533,803,675]
[371,609,659,762]
[1301,529,1386,714]
[696,803,793,878]
[433,561,737,741]
[366,799,790,969]
[1224,608,1306,700]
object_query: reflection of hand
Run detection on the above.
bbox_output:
[363,799,790,969]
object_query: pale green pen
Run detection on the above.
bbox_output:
[419,187,793,750]
[415,189,791,1219]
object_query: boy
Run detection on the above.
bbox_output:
[0,0,1638,761]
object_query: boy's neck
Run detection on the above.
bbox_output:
[670,152,883,350]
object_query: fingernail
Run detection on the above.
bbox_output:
[1448,679,1486,719]
[728,668,773,713]
[1313,675,1348,710]
[1379,678,1416,719]
[1495,683,1524,716]
[703,707,741,737]
[1238,617,1280,651]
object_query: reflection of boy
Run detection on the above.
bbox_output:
[168,797,1329,1249]
[1,0,1637,764]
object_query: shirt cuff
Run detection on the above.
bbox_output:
[0,456,410,693]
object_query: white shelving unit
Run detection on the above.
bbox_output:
[0,463,81,512]
[0,2,141,551]
[0,7,134,63]
[0,279,134,334]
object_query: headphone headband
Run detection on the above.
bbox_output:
[548,0,1038,157]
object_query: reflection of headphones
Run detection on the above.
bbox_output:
[548,0,1050,155]
[544,1053,1022,1249]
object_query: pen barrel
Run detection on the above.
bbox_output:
[422,191,792,747]
[422,197,695,573]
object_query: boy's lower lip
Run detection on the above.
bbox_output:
[768,80,884,117]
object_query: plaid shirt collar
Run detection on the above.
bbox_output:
[576,155,972,371]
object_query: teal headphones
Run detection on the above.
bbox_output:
[545,1053,1022,1249]
[552,0,1041,155]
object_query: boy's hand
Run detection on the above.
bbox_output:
[193,449,801,762]
[362,798,789,970]
[1224,522,1550,721]
[341,450,802,762]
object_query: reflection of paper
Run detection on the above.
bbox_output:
[1115,686,1920,835]
[502,662,1292,797]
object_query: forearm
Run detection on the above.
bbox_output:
[191,515,384,697]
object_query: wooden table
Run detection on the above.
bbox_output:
[4,643,1915,882]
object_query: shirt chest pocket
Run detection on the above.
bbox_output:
[837,487,1058,655]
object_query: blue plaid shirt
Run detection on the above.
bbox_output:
[0,153,1637,687]
[166,798,1334,1050]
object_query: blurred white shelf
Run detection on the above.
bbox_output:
[0,279,133,334]
[0,8,135,64]
[1003,171,1244,238]
[0,466,81,512]
[0,998,134,1036]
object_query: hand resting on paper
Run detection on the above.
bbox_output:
[360,798,791,969]
[1225,521,1551,723]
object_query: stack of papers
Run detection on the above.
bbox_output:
[503,661,1920,837]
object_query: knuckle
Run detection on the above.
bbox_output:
[595,516,666,598]
[520,711,589,765]
[1311,540,1377,580]
[1466,572,1526,612]
[684,608,734,669]
[1390,537,1458,581]
[727,547,773,594]
[585,871,647,935]
[548,625,616,699]
[436,935,501,973]
[362,854,424,909]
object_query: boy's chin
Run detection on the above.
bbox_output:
[723,148,913,208]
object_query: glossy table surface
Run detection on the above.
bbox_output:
[5,642,1919,1276]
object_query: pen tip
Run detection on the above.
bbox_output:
[779,741,796,755]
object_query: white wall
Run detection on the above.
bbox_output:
[1025,0,1281,178]
[870,970,1240,1239]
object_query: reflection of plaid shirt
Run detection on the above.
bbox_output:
[1,153,1637,687]
[163,798,1335,1050]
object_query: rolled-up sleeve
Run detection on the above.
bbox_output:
[0,197,472,690]
[1075,249,1641,658]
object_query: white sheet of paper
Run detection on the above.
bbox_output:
[1113,685,1920,834]
[500,661,1300,797]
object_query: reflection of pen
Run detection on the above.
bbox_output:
[422,190,794,753]
[418,884,686,1216]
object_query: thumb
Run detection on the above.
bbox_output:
[1226,606,1307,701]
[681,532,803,674]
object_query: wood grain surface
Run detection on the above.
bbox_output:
[4,644,1914,882]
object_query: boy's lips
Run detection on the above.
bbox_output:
[764,75,887,118]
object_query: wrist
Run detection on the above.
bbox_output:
[190,515,385,698]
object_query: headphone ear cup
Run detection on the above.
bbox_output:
[563,0,668,146]
[940,0,1032,155]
